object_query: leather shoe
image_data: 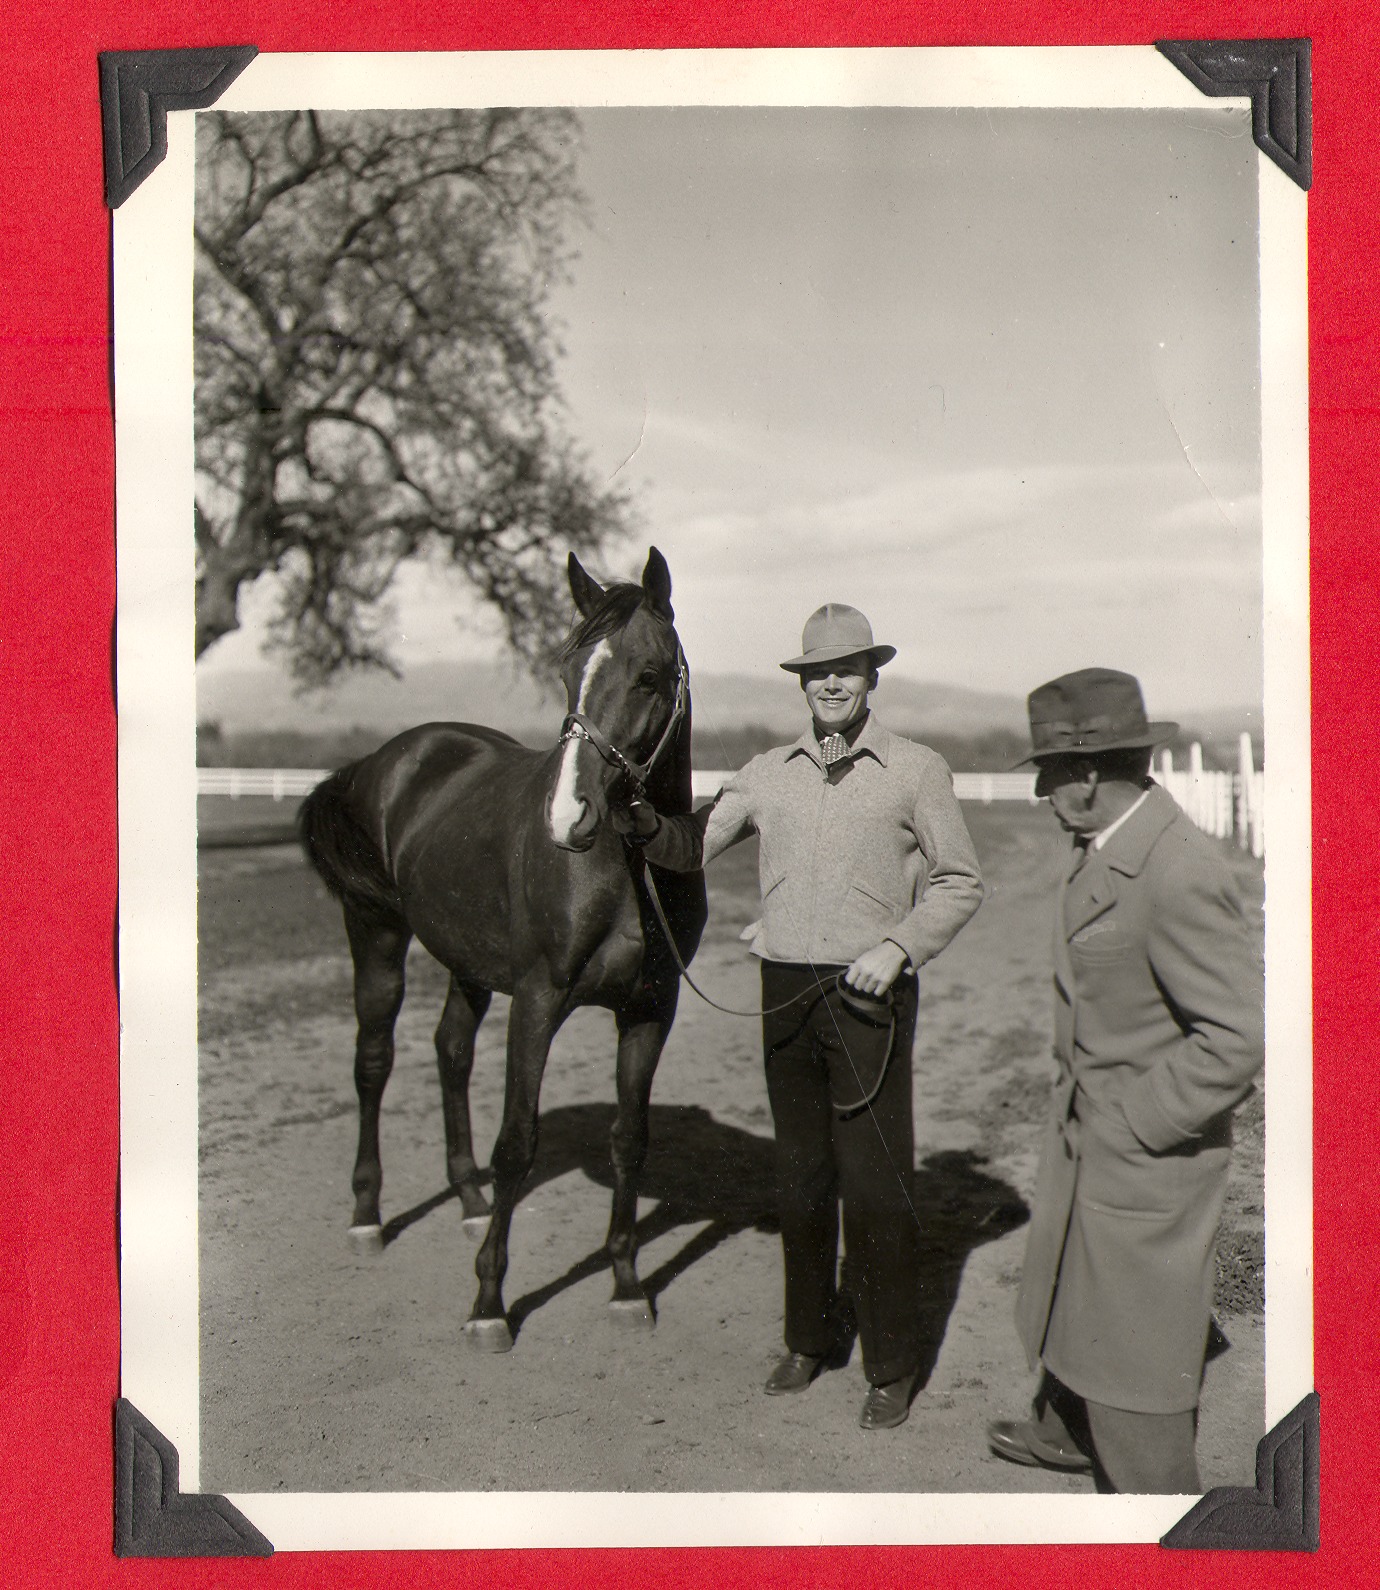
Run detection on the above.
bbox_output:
[986,1418,1093,1473]
[858,1369,920,1430]
[764,1351,827,1395]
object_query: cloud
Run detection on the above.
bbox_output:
[642,458,1264,708]
[654,459,1260,576]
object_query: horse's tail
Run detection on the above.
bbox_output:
[298,767,403,921]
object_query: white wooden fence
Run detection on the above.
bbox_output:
[198,734,1263,857]
[197,767,329,800]
[1155,737,1264,859]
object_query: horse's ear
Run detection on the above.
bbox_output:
[642,547,674,620]
[568,552,605,618]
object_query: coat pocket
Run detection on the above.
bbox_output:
[1070,919,1130,964]
[839,877,904,936]
[755,870,795,954]
[1075,1096,1226,1218]
[826,876,907,957]
[1076,1195,1177,1220]
[847,877,904,917]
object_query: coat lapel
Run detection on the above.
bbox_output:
[1063,785,1180,941]
[1052,859,1077,1001]
[1064,855,1117,941]
[1100,783,1180,878]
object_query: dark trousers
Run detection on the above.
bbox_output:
[760,961,921,1387]
[1034,1371,1201,1494]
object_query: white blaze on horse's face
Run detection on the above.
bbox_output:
[549,638,612,849]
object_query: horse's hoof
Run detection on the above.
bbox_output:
[608,1297,656,1332]
[461,1215,490,1243]
[347,1224,384,1256]
[465,1317,514,1353]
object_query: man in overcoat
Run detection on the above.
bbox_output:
[628,603,983,1429]
[987,668,1265,1492]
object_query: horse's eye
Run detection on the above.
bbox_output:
[639,670,662,691]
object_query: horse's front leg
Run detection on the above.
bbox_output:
[465,976,568,1352]
[605,984,680,1329]
[435,975,494,1237]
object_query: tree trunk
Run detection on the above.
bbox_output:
[195,494,271,660]
[195,554,246,659]
[194,409,285,663]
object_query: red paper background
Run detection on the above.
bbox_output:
[1,2,1373,1583]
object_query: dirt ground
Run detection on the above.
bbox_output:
[197,801,1265,1496]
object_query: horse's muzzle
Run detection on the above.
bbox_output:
[545,790,602,852]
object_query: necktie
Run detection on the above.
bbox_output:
[818,733,849,767]
[1069,835,1092,876]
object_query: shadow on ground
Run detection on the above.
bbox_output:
[381,1102,1028,1381]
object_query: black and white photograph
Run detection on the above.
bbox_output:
[114,47,1311,1549]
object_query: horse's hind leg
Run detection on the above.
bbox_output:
[435,975,493,1237]
[344,908,412,1254]
[605,993,679,1330]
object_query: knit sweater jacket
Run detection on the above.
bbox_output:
[643,714,984,967]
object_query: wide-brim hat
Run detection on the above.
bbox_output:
[1015,667,1177,766]
[779,603,897,673]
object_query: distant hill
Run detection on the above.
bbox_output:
[197,659,565,741]
[695,671,1029,741]
[196,660,1259,769]
[1168,703,1263,745]
[196,660,1031,744]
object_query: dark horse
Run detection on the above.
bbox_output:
[298,549,707,1351]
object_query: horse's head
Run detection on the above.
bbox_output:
[546,547,689,852]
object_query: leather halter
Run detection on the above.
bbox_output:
[558,643,689,798]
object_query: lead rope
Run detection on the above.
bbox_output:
[637,859,790,1017]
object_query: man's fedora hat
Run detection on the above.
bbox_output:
[1018,667,1177,764]
[779,604,897,673]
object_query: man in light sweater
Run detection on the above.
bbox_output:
[629,603,983,1429]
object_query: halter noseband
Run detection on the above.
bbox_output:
[558,644,689,797]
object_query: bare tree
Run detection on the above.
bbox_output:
[194,107,629,681]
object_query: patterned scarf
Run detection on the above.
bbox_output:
[818,732,851,767]
[814,711,868,769]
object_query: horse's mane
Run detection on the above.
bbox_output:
[645,692,695,817]
[558,582,651,660]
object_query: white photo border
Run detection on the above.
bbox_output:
[114,44,1311,1549]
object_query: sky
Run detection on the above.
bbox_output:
[202,103,1264,714]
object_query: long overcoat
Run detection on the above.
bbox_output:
[1014,785,1264,1413]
